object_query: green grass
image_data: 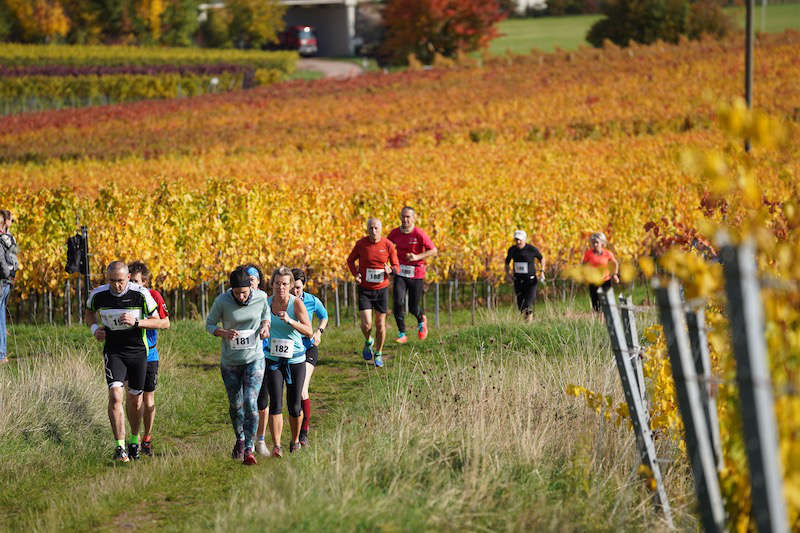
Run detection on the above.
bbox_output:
[0,297,691,531]
[491,4,800,54]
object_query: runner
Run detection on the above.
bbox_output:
[289,268,328,447]
[86,261,163,463]
[582,232,619,312]
[346,218,399,368]
[127,261,170,457]
[504,230,545,322]
[206,266,269,465]
[264,267,313,456]
[387,206,437,343]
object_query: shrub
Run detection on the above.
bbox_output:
[380,0,506,65]
[587,0,732,47]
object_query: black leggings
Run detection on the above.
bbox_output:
[264,360,306,417]
[393,276,424,333]
[513,277,538,313]
[588,280,613,312]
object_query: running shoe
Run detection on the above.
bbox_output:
[114,445,130,463]
[299,429,309,447]
[289,441,301,453]
[418,315,428,340]
[141,436,153,457]
[272,445,283,458]
[232,438,245,460]
[395,332,408,344]
[255,439,269,456]
[242,448,257,465]
[374,354,384,368]
[127,442,140,461]
[362,338,374,361]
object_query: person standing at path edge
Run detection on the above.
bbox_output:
[347,218,399,368]
[0,209,19,365]
[387,206,437,343]
[86,261,164,462]
[505,230,545,322]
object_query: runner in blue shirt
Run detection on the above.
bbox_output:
[289,268,328,448]
[128,261,170,457]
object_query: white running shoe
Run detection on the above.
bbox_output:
[255,439,269,456]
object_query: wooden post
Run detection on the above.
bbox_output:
[65,280,71,326]
[655,280,725,532]
[448,280,453,324]
[333,280,340,327]
[686,307,723,471]
[601,286,673,526]
[47,290,53,325]
[434,282,440,328]
[77,276,83,324]
[619,295,647,409]
[721,241,788,532]
[471,282,476,325]
[180,289,185,320]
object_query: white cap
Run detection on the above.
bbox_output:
[590,232,607,243]
[513,230,527,241]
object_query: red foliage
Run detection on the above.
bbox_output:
[380,0,505,65]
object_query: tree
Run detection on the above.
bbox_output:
[587,0,732,47]
[226,0,285,48]
[380,0,506,65]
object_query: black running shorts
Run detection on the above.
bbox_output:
[305,345,319,366]
[105,352,147,391]
[143,361,159,392]
[358,286,388,314]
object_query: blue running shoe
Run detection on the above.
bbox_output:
[362,338,374,361]
[374,354,384,367]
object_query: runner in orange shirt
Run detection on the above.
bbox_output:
[346,218,399,368]
[581,232,619,312]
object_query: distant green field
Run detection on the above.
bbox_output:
[491,3,800,54]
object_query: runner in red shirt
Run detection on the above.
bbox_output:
[581,232,619,312]
[346,218,399,368]
[387,206,437,343]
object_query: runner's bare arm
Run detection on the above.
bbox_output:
[85,309,105,341]
[259,319,269,339]
[407,246,437,262]
[288,298,314,337]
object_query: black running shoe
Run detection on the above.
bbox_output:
[298,429,309,447]
[232,438,245,460]
[141,438,153,457]
[128,443,140,460]
[289,441,301,453]
[114,445,130,463]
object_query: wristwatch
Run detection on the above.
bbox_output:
[318,327,325,335]
[134,318,140,328]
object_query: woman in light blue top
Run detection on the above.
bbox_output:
[264,266,313,456]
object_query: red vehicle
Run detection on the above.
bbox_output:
[279,26,318,56]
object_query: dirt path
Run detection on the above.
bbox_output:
[296,58,364,79]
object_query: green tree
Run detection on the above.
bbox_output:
[227,0,285,48]
[160,0,199,46]
[587,0,732,47]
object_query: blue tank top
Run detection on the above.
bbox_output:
[265,294,306,364]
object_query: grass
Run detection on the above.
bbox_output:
[0,296,694,531]
[491,4,800,54]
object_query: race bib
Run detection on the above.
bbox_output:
[366,268,385,283]
[399,264,416,278]
[270,338,294,358]
[99,308,141,331]
[231,329,258,350]
[514,262,529,274]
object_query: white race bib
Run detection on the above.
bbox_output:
[514,262,529,274]
[366,268,385,283]
[399,264,416,278]
[231,329,258,351]
[99,308,141,331]
[270,338,294,358]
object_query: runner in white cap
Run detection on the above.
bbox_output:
[504,230,545,322]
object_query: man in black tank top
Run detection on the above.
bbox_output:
[505,230,545,322]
